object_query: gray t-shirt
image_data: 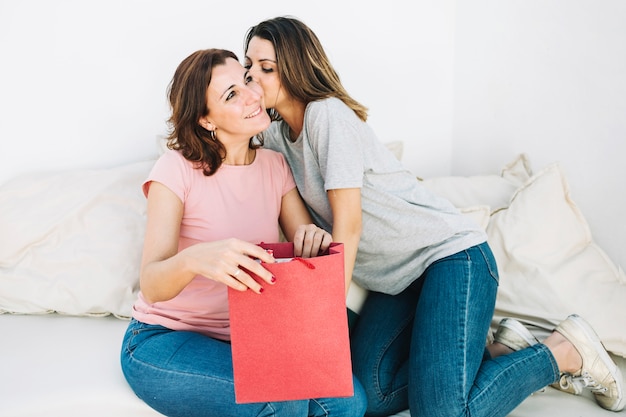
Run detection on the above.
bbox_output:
[262,97,487,295]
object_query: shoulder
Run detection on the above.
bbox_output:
[306,97,354,117]
[151,149,199,178]
[256,148,283,161]
[144,149,192,198]
[256,148,289,170]
[261,121,288,145]
[154,149,207,182]
[157,149,191,167]
[262,121,284,138]
[254,148,295,190]
[305,98,361,130]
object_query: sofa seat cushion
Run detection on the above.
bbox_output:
[0,314,164,417]
[4,313,624,417]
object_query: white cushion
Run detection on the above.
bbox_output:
[420,153,532,214]
[459,205,491,231]
[488,162,626,358]
[0,160,154,318]
[385,140,404,161]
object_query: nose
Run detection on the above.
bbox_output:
[247,65,260,82]
[244,84,263,104]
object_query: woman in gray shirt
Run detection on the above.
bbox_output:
[243,16,624,416]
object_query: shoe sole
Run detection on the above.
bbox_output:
[558,314,625,412]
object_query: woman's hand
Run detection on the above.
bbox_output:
[182,238,276,294]
[292,224,332,258]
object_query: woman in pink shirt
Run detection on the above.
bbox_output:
[120,48,366,417]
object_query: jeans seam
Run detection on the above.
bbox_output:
[476,243,499,282]
[461,251,471,407]
[372,314,412,403]
[470,344,559,413]
[309,398,328,416]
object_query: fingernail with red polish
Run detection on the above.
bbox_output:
[271,276,276,283]
[259,287,264,293]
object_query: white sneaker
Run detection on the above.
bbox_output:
[493,318,583,396]
[553,372,590,395]
[555,314,625,412]
[493,318,547,394]
[493,317,539,351]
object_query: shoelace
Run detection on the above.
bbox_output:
[560,372,608,394]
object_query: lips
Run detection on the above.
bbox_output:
[245,107,262,119]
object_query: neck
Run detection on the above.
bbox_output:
[223,146,255,166]
[277,100,306,142]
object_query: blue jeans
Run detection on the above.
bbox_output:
[120,319,367,417]
[350,242,560,417]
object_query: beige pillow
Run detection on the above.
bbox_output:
[0,160,153,318]
[459,205,491,231]
[488,163,626,357]
[385,140,404,161]
[421,153,531,214]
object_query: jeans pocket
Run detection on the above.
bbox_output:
[477,242,500,284]
[123,319,155,354]
[123,319,140,354]
[124,319,171,355]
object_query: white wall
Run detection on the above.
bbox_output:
[452,1,626,270]
[0,0,453,181]
[1,0,624,269]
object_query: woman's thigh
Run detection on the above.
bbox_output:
[409,243,499,416]
[121,320,366,417]
[350,286,420,415]
[120,320,308,417]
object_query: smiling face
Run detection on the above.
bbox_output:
[244,37,285,112]
[203,57,271,143]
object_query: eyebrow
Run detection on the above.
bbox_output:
[220,84,236,100]
[245,55,277,64]
[218,69,254,100]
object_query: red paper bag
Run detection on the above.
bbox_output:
[228,242,354,403]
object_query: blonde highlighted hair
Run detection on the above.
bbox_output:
[244,16,368,122]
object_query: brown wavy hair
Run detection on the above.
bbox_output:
[244,16,368,122]
[165,48,261,176]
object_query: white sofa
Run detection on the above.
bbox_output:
[1,147,625,417]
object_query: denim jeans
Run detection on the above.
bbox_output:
[350,242,560,417]
[120,319,367,417]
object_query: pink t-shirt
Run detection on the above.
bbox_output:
[132,149,296,341]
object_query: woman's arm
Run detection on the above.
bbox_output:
[327,188,362,295]
[279,187,332,258]
[140,182,276,304]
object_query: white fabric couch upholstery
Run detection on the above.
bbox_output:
[1,146,624,416]
[1,313,624,417]
[1,314,164,417]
